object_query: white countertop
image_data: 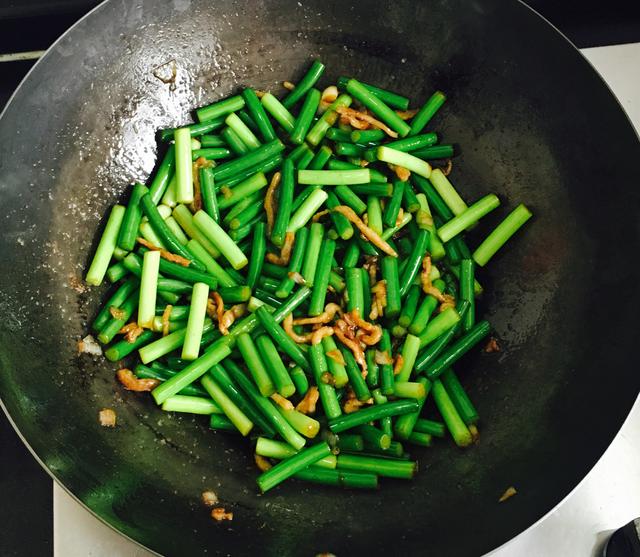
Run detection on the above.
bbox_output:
[53,42,640,557]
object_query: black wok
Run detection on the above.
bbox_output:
[1,0,639,555]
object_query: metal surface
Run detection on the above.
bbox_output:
[1,1,639,556]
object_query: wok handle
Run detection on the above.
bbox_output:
[604,518,640,557]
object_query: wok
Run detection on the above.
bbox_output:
[1,0,639,555]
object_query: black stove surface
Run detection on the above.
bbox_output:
[0,1,638,555]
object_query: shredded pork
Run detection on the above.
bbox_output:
[389,163,411,182]
[439,294,456,313]
[347,310,382,345]
[333,325,367,376]
[266,231,295,266]
[255,454,273,472]
[292,303,342,326]
[137,237,191,267]
[370,291,384,320]
[395,108,419,120]
[374,350,393,366]
[420,255,447,302]
[109,306,127,320]
[283,313,313,344]
[393,354,405,376]
[296,386,319,415]
[325,349,345,366]
[336,106,398,138]
[332,205,398,256]
[117,368,159,392]
[209,291,225,321]
[219,303,245,336]
[310,326,334,345]
[161,305,172,337]
[119,322,144,342]
[264,171,281,234]
[311,209,330,222]
[342,388,372,413]
[270,393,294,410]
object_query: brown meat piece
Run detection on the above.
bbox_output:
[99,408,116,427]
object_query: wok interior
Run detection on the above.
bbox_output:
[0,0,639,555]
